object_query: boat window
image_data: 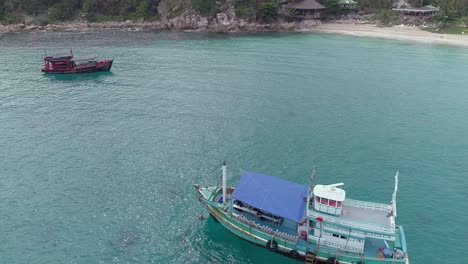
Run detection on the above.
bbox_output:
[337,201,342,207]
[329,200,336,206]
[321,198,328,205]
[332,233,339,238]
[315,196,320,203]
[340,235,347,239]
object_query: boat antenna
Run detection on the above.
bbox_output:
[222,161,227,206]
[70,49,73,57]
[306,166,316,215]
[305,166,316,247]
[310,166,316,194]
[44,49,47,57]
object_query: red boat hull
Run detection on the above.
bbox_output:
[42,60,113,74]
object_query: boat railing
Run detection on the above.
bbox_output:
[232,213,298,243]
[343,199,389,211]
[322,240,362,253]
[308,211,395,234]
[232,204,281,224]
[308,238,366,258]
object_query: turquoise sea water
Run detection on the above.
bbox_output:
[0,30,467,264]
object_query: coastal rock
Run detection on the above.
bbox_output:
[0,8,366,34]
[166,14,206,30]
[127,27,141,31]
[25,25,38,30]
[197,17,209,28]
[216,13,231,26]
[298,20,320,29]
[226,7,236,21]
[227,20,240,32]
[238,20,247,30]
[279,22,298,30]
[246,23,257,31]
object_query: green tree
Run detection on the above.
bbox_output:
[82,0,100,13]
[319,0,340,15]
[259,1,278,21]
[358,0,395,9]
[192,0,217,16]
[371,9,397,24]
[48,1,75,21]
[235,0,256,18]
[0,1,5,19]
[135,0,151,18]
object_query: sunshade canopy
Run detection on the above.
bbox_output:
[232,171,308,222]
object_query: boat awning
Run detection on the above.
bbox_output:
[72,56,97,62]
[232,171,308,222]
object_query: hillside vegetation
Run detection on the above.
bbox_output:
[0,0,467,28]
[0,0,160,24]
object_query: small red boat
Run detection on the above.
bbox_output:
[41,50,113,74]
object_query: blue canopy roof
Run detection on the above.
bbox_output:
[232,171,308,222]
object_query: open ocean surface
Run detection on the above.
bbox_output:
[0,30,467,264]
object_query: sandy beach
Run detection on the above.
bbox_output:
[305,22,468,47]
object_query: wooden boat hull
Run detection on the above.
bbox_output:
[41,60,113,74]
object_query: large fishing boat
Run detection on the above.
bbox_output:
[41,50,113,74]
[195,162,409,264]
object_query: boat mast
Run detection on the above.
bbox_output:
[222,161,227,205]
[392,171,399,218]
[306,167,316,242]
[308,167,316,207]
[311,167,316,191]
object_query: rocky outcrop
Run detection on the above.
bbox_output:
[0,18,316,33]
[0,0,320,33]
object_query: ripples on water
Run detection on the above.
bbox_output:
[0,30,467,263]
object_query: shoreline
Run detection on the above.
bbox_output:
[1,20,468,47]
[305,22,468,47]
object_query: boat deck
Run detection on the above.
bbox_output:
[363,237,387,257]
[308,199,395,237]
[341,203,391,226]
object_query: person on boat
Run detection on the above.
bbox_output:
[256,210,261,219]
[394,249,404,259]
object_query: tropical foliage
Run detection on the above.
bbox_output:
[191,0,218,16]
[259,1,279,21]
[0,0,467,25]
[0,0,160,23]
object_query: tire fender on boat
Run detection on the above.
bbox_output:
[327,257,340,264]
[289,249,299,258]
[266,240,278,251]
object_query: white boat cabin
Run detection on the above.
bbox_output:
[312,183,345,215]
